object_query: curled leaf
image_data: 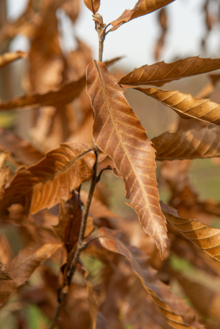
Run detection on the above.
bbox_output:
[119,56,220,87]
[136,87,220,125]
[0,51,26,69]
[86,60,167,257]
[83,0,100,14]
[161,202,220,263]
[153,125,220,160]
[110,0,175,32]
[0,143,96,217]
[98,227,204,329]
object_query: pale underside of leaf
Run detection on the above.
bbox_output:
[98,227,203,329]
[0,51,27,69]
[110,0,175,32]
[153,125,220,160]
[136,87,220,125]
[119,56,220,87]
[5,243,61,286]
[161,202,220,264]
[86,60,167,257]
[83,0,100,14]
[0,143,95,217]
[0,75,86,111]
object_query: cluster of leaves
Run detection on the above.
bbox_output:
[0,0,220,328]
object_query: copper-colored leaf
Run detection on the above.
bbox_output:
[86,61,167,256]
[83,0,100,14]
[161,202,220,263]
[5,243,61,286]
[119,57,220,87]
[0,143,96,217]
[153,125,220,160]
[0,51,26,69]
[0,128,44,166]
[110,0,175,32]
[98,227,204,329]
[0,75,86,111]
[136,87,220,125]
[53,192,82,254]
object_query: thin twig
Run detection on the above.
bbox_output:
[48,149,98,329]
[92,14,106,62]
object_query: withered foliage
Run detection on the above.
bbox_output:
[0,1,220,329]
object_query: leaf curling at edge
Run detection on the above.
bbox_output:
[109,0,175,32]
[97,227,204,329]
[5,243,61,287]
[153,125,220,160]
[0,51,27,69]
[83,0,100,14]
[135,87,220,125]
[0,143,96,218]
[0,75,86,111]
[86,60,167,258]
[119,56,220,87]
[161,202,220,264]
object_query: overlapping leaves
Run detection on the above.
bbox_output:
[0,144,95,218]
[86,60,167,256]
[119,56,220,87]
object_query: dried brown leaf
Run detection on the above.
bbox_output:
[161,202,220,263]
[98,227,204,329]
[5,243,61,286]
[136,87,220,125]
[0,75,85,111]
[53,192,81,254]
[86,60,167,256]
[153,125,220,160]
[119,57,220,87]
[0,144,96,218]
[0,128,44,166]
[110,0,175,32]
[0,51,26,69]
[83,0,100,14]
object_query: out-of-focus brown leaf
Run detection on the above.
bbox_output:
[0,128,44,166]
[53,192,81,254]
[136,87,220,125]
[83,0,100,14]
[86,60,167,256]
[110,0,175,32]
[98,227,204,329]
[0,51,26,69]
[119,57,220,87]
[0,277,16,308]
[0,75,86,111]
[5,243,61,286]
[0,144,96,217]
[162,202,220,263]
[173,270,220,323]
[0,234,12,265]
[153,125,220,160]
[0,152,9,200]
[154,8,167,61]
[62,0,80,23]
[0,262,12,281]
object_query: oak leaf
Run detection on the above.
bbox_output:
[136,87,220,125]
[0,144,96,217]
[110,0,175,32]
[83,0,100,14]
[0,75,86,111]
[153,125,220,160]
[98,227,204,329]
[86,60,167,257]
[161,202,220,263]
[119,56,220,87]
